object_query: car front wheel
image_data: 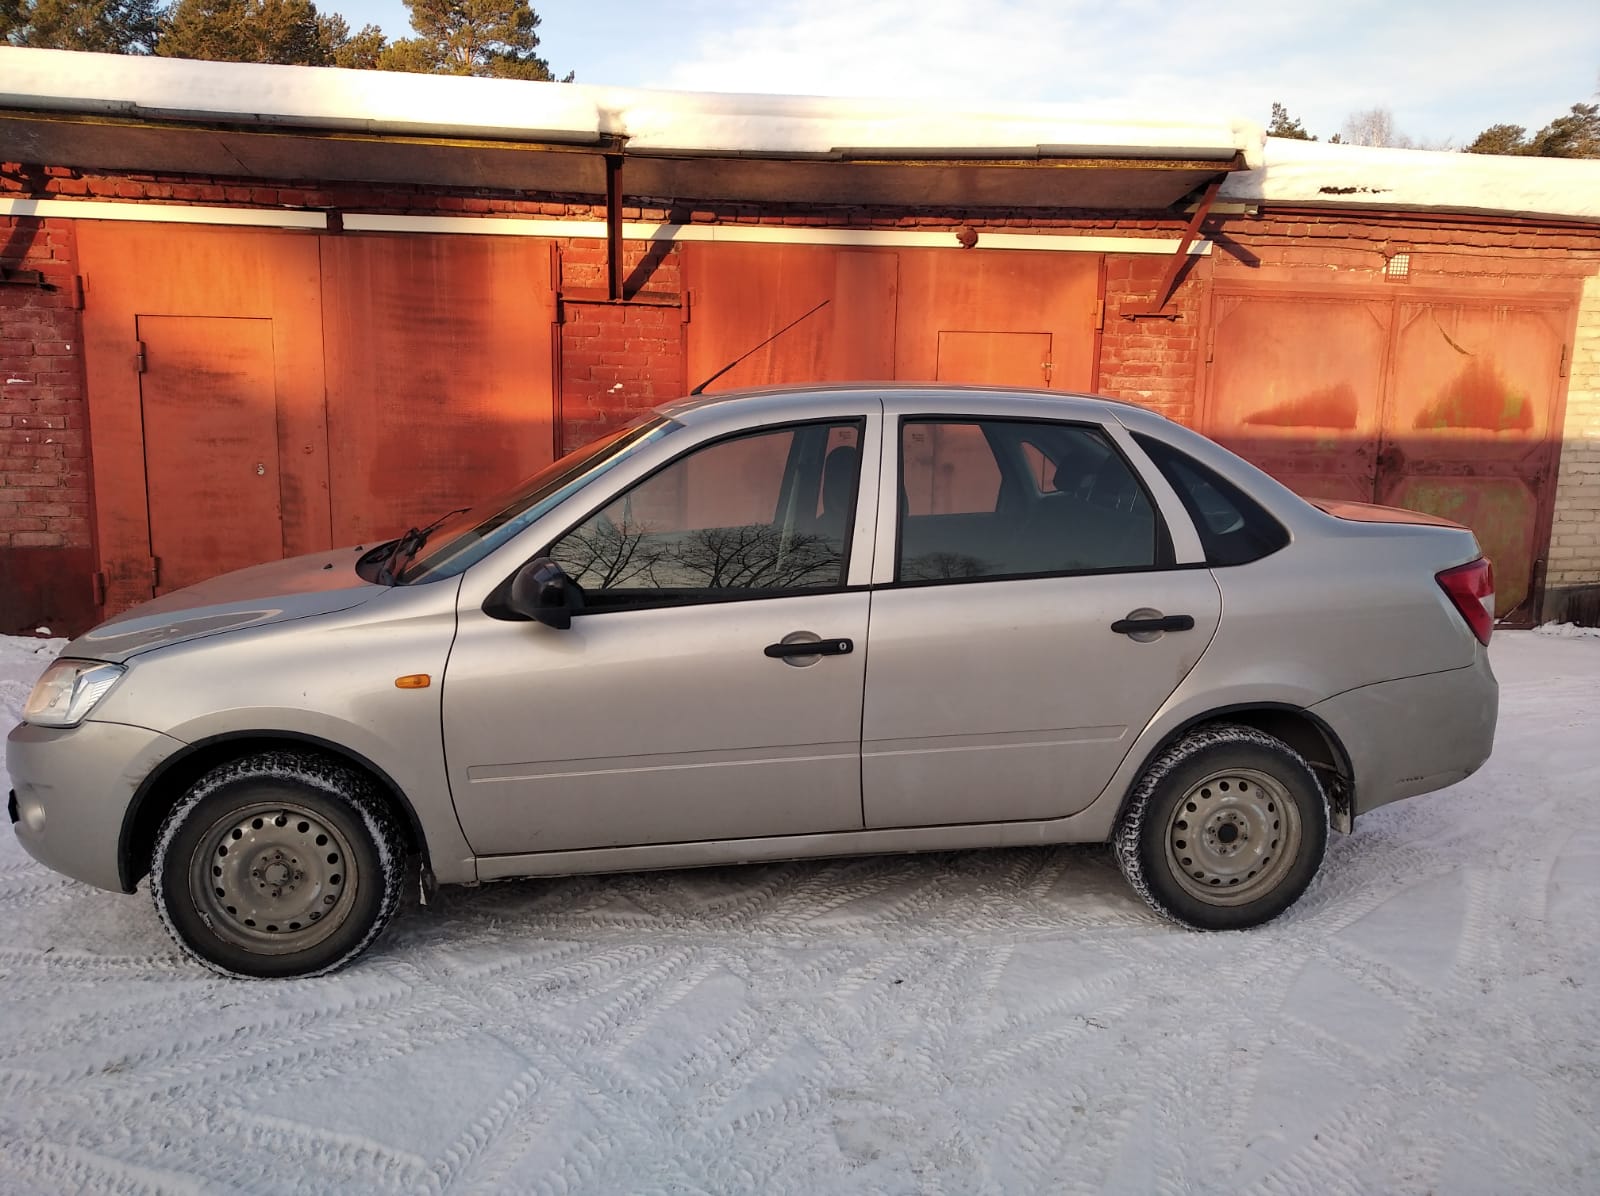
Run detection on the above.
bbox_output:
[1114,724,1329,930]
[151,751,405,978]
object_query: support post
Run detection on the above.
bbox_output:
[605,152,624,302]
[1125,177,1222,318]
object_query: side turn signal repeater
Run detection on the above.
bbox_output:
[394,674,432,689]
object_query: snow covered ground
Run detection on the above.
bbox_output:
[1,630,1597,1194]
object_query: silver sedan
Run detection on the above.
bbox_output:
[8,386,1498,977]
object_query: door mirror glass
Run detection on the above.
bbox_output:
[506,556,584,629]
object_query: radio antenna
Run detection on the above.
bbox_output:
[689,299,830,395]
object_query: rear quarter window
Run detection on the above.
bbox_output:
[1133,433,1289,566]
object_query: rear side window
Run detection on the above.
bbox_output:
[898,418,1164,581]
[1133,433,1289,566]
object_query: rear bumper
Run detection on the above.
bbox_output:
[1312,650,1498,816]
[7,719,185,893]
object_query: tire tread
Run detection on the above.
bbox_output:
[150,750,406,979]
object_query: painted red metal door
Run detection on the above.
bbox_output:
[75,222,327,614]
[1203,292,1388,503]
[684,242,1099,394]
[896,249,1098,389]
[136,315,284,593]
[1377,301,1568,620]
[319,235,559,545]
[683,243,898,391]
[936,331,1053,387]
[1203,286,1572,624]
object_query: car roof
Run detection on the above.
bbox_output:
[656,383,1157,426]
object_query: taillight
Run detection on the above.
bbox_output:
[1436,557,1494,646]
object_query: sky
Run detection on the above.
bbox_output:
[331,0,1600,148]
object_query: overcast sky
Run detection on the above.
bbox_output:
[332,0,1600,147]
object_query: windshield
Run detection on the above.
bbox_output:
[390,416,679,584]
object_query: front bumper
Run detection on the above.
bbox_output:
[1312,650,1498,816]
[7,719,186,893]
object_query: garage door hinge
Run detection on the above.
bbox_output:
[91,571,106,606]
[72,275,85,311]
[1093,299,1104,331]
[135,339,147,373]
[1560,342,1569,379]
[149,556,161,588]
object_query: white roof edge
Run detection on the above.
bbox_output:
[0,47,1258,165]
[1222,136,1600,224]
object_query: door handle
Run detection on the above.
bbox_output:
[1111,615,1194,635]
[764,637,853,659]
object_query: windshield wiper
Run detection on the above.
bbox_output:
[378,508,469,585]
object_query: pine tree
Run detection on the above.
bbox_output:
[1466,103,1599,158]
[1464,124,1529,156]
[1266,102,1315,141]
[1528,102,1599,158]
[157,0,378,66]
[377,0,564,80]
[2,0,161,52]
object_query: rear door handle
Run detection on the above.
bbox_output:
[1111,615,1194,635]
[765,637,854,658]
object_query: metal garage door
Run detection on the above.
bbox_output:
[683,242,1098,394]
[1203,286,1572,623]
[75,223,558,615]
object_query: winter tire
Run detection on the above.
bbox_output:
[152,751,406,978]
[1114,724,1329,930]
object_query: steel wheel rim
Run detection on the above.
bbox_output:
[188,800,359,955]
[1164,767,1302,906]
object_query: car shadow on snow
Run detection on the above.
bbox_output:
[372,843,1165,967]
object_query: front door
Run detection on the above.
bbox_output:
[443,417,875,855]
[862,414,1221,829]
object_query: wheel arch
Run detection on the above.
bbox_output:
[1118,702,1356,833]
[117,731,429,893]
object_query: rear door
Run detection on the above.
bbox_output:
[861,407,1221,829]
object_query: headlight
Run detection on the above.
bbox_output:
[22,660,126,728]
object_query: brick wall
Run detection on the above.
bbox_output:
[0,214,96,632]
[1097,255,1207,423]
[1545,269,1600,622]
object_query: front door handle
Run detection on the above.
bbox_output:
[1111,614,1195,635]
[764,637,854,659]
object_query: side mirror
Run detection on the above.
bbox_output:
[506,557,584,629]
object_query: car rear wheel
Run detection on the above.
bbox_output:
[1114,725,1328,930]
[151,751,405,978]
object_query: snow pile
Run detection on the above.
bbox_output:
[1535,620,1600,638]
[1223,135,1600,223]
[0,634,61,728]
[2,632,1599,1191]
[0,47,1257,164]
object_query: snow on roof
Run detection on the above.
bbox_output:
[0,47,1258,164]
[1223,136,1600,223]
[4,49,1596,223]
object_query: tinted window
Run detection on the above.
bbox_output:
[398,417,677,583]
[898,419,1162,581]
[552,421,862,606]
[1133,432,1289,566]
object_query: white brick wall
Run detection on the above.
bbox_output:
[1547,269,1600,589]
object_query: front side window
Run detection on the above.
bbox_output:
[551,420,863,607]
[898,418,1163,582]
